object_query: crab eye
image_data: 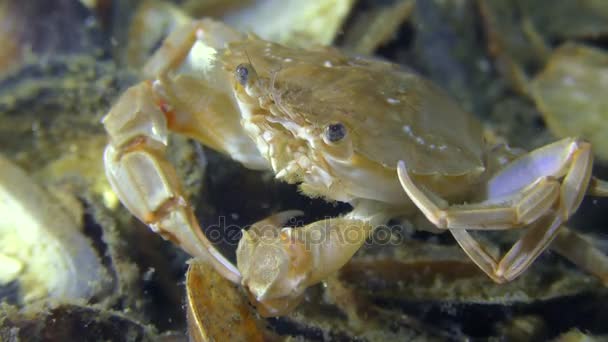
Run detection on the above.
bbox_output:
[325,123,347,143]
[235,63,252,86]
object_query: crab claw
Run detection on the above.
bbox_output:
[236,214,372,316]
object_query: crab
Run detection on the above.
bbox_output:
[103,19,608,316]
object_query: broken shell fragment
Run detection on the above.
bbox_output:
[186,260,270,342]
[221,0,356,47]
[531,43,608,161]
[126,0,356,69]
[0,153,108,304]
[340,0,415,55]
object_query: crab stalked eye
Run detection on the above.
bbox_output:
[235,63,255,86]
[322,122,353,160]
[325,123,347,143]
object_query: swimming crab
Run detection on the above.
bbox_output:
[103,19,608,316]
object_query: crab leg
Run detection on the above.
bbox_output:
[237,215,373,316]
[550,227,608,285]
[398,138,608,282]
[399,172,560,230]
[397,138,592,230]
[452,219,608,283]
[497,214,562,280]
[447,229,501,282]
[142,19,245,78]
[143,18,268,170]
[449,214,563,282]
[104,19,267,284]
[103,83,241,283]
[588,177,608,196]
[449,215,556,282]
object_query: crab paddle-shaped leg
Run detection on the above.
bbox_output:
[398,138,608,282]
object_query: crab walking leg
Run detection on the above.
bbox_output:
[588,177,608,197]
[398,163,560,229]
[449,229,502,282]
[552,177,608,283]
[399,138,599,282]
[450,142,608,282]
[550,227,608,285]
[495,214,562,280]
[237,216,373,316]
[142,19,245,78]
[396,138,593,230]
[499,213,608,281]
[142,19,269,170]
[103,83,241,283]
[449,215,563,282]
[494,139,595,279]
